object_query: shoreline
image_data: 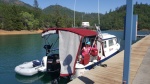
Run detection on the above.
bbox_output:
[0,29,149,35]
[0,30,43,35]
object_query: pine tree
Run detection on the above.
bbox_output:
[33,0,38,8]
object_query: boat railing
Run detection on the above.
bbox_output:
[117,38,121,44]
[95,24,103,39]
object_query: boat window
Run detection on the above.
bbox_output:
[85,38,90,42]
[109,39,114,47]
[83,37,95,46]
[103,41,107,48]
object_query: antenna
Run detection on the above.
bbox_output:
[98,0,100,26]
[74,0,76,27]
[95,0,103,39]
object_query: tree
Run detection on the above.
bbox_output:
[135,1,138,5]
[52,5,66,28]
[0,14,4,29]
[1,2,150,30]
[20,11,39,30]
[33,0,39,8]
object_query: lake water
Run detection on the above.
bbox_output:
[0,31,148,84]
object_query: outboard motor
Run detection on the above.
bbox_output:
[47,54,60,81]
[44,45,52,56]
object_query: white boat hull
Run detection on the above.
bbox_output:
[15,60,40,76]
[15,56,48,76]
[74,42,120,78]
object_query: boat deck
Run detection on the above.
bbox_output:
[68,35,150,84]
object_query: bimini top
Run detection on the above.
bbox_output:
[42,28,98,76]
[42,28,97,37]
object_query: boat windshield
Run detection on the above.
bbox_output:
[81,36,96,49]
[43,34,59,56]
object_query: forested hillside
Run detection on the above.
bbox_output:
[101,2,150,30]
[42,5,103,28]
[0,0,150,30]
[0,0,32,8]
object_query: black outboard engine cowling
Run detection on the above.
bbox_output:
[47,54,60,80]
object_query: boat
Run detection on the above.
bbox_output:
[14,56,47,76]
[40,26,120,81]
[15,26,120,80]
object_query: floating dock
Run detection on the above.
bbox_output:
[68,35,150,84]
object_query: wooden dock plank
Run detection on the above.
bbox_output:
[68,35,150,84]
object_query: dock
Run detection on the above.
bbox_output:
[68,35,150,84]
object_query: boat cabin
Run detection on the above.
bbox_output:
[101,33,119,57]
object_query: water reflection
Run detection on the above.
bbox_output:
[15,73,44,83]
[15,71,70,84]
